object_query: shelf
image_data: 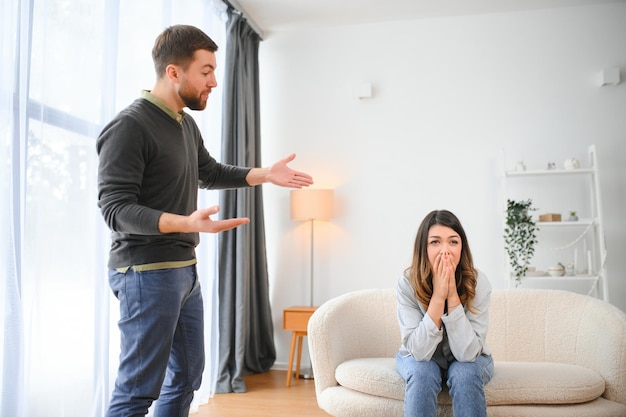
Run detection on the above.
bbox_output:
[503,145,607,301]
[536,219,595,227]
[522,274,599,281]
[505,168,594,177]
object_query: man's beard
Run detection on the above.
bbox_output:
[179,83,208,111]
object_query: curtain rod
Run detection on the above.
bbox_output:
[221,0,265,39]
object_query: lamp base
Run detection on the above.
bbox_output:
[298,368,314,380]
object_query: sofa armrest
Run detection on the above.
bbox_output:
[489,289,626,407]
[575,295,626,405]
[308,288,399,400]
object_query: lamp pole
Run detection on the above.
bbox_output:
[300,219,315,379]
[309,218,315,306]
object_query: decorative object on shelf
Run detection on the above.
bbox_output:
[568,211,579,221]
[525,266,547,277]
[539,213,562,222]
[547,162,556,170]
[515,161,526,171]
[504,199,539,287]
[575,242,594,276]
[548,263,566,277]
[563,158,580,170]
[565,263,575,276]
[290,189,334,306]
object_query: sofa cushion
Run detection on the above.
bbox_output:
[486,361,605,405]
[335,358,606,405]
[336,358,405,401]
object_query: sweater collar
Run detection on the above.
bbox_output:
[141,90,184,124]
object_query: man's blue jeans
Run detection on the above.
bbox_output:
[396,352,493,417]
[106,265,205,417]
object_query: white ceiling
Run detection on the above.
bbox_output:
[229,0,626,36]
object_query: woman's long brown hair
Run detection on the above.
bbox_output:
[405,210,478,313]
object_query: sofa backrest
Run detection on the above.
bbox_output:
[487,289,622,361]
[318,287,626,362]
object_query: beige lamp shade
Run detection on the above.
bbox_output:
[290,189,333,221]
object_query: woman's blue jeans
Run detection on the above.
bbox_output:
[396,352,493,417]
[106,265,205,417]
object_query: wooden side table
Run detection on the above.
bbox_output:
[283,306,317,387]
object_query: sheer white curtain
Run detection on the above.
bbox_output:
[1,0,26,416]
[0,0,228,416]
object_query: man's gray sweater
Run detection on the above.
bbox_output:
[97,95,250,269]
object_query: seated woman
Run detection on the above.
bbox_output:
[396,210,493,417]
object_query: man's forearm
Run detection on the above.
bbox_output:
[158,212,190,233]
[245,167,269,186]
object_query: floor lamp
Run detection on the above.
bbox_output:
[290,189,334,307]
[290,189,333,379]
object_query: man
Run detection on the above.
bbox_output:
[97,24,312,417]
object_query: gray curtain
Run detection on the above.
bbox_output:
[215,9,276,394]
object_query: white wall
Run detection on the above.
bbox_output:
[257,4,626,368]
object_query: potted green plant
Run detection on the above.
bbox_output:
[504,199,539,287]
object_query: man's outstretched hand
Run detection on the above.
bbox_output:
[266,153,314,188]
[159,205,249,234]
[246,153,314,188]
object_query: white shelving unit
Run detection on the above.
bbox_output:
[503,145,608,301]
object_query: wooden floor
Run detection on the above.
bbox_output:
[194,370,332,417]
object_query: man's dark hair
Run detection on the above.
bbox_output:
[152,25,218,78]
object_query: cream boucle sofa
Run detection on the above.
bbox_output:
[308,288,626,417]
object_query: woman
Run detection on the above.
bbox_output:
[396,210,493,417]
